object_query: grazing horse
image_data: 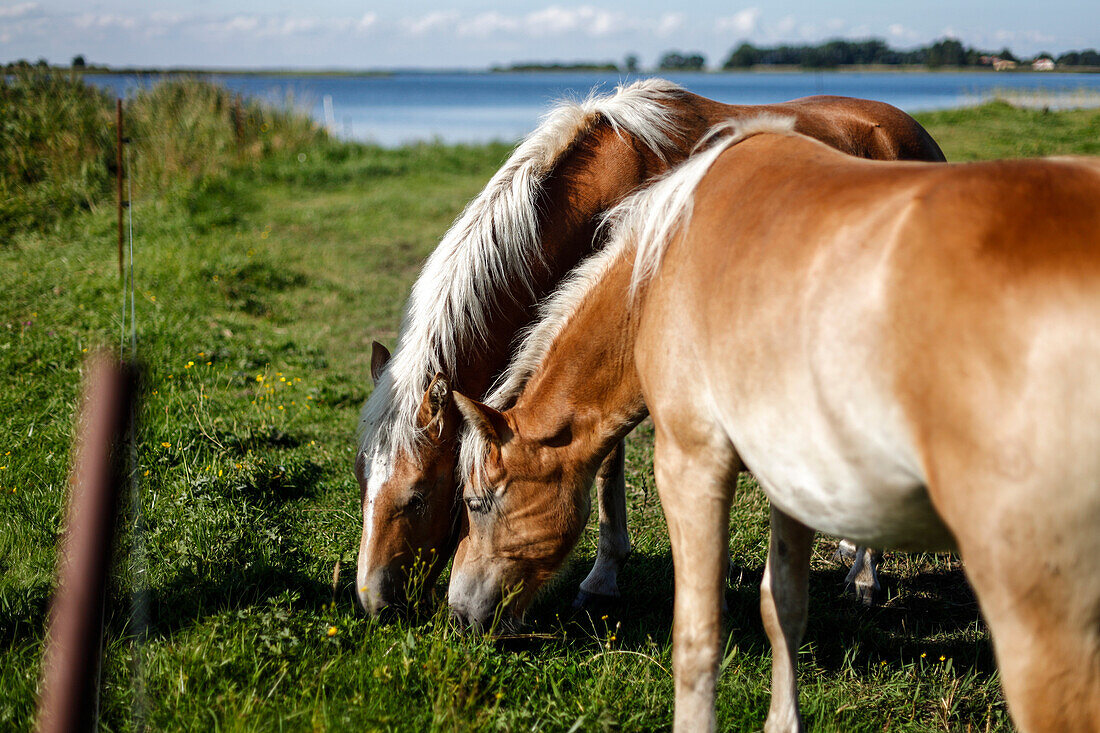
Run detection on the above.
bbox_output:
[452,119,1100,731]
[355,79,945,615]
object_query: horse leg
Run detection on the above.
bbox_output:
[653,428,737,732]
[953,519,1100,731]
[845,546,880,606]
[761,506,813,733]
[832,541,881,605]
[575,441,630,607]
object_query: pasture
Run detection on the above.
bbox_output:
[2,86,1099,730]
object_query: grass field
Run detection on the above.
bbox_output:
[2,90,1100,730]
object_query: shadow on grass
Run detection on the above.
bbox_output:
[134,560,336,642]
[180,425,307,456]
[506,549,995,675]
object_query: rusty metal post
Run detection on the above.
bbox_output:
[36,353,137,733]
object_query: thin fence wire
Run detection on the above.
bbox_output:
[113,107,148,732]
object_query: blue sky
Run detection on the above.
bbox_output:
[2,1,1096,69]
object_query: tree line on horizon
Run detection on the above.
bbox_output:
[664,38,1100,71]
[495,38,1099,73]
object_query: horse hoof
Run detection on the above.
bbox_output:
[855,583,879,607]
[572,590,620,610]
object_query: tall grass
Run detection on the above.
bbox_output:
[0,69,115,237]
[0,68,326,240]
[125,77,326,193]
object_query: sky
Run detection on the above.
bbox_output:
[2,1,1097,70]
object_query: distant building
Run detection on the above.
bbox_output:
[1032,57,1055,71]
[993,58,1018,71]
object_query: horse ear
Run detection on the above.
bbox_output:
[417,373,453,439]
[370,341,391,385]
[452,392,513,447]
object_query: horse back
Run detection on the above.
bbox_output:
[635,134,1100,548]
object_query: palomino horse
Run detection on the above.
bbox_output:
[451,118,1100,731]
[356,79,945,615]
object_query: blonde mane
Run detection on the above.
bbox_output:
[457,114,799,486]
[359,78,690,463]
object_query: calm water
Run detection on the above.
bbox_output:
[86,71,1100,147]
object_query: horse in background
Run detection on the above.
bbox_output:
[356,79,945,615]
[452,118,1100,730]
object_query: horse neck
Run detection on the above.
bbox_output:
[452,91,737,401]
[453,127,658,399]
[510,245,645,471]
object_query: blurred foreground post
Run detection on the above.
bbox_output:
[37,353,137,733]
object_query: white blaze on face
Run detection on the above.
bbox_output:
[357,447,394,606]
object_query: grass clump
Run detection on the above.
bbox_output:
[0,68,327,240]
[0,68,116,237]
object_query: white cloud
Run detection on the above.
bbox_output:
[357,13,378,33]
[405,11,459,36]
[0,2,37,20]
[655,12,683,36]
[405,6,687,41]
[774,15,797,35]
[523,6,623,37]
[524,6,585,34]
[458,12,519,38]
[73,13,139,31]
[887,23,920,42]
[716,7,760,36]
[222,15,260,34]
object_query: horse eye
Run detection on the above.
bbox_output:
[406,493,426,514]
[465,496,490,515]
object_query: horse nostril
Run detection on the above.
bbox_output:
[358,567,401,617]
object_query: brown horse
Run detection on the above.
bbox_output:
[451,119,1100,731]
[355,79,945,615]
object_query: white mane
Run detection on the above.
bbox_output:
[358,78,690,463]
[457,114,799,485]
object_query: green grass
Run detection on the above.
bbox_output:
[3,99,1098,730]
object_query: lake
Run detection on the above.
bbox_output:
[86,70,1100,147]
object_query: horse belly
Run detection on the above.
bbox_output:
[723,396,956,552]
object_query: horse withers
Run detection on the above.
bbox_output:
[355,79,945,616]
[452,119,1100,731]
